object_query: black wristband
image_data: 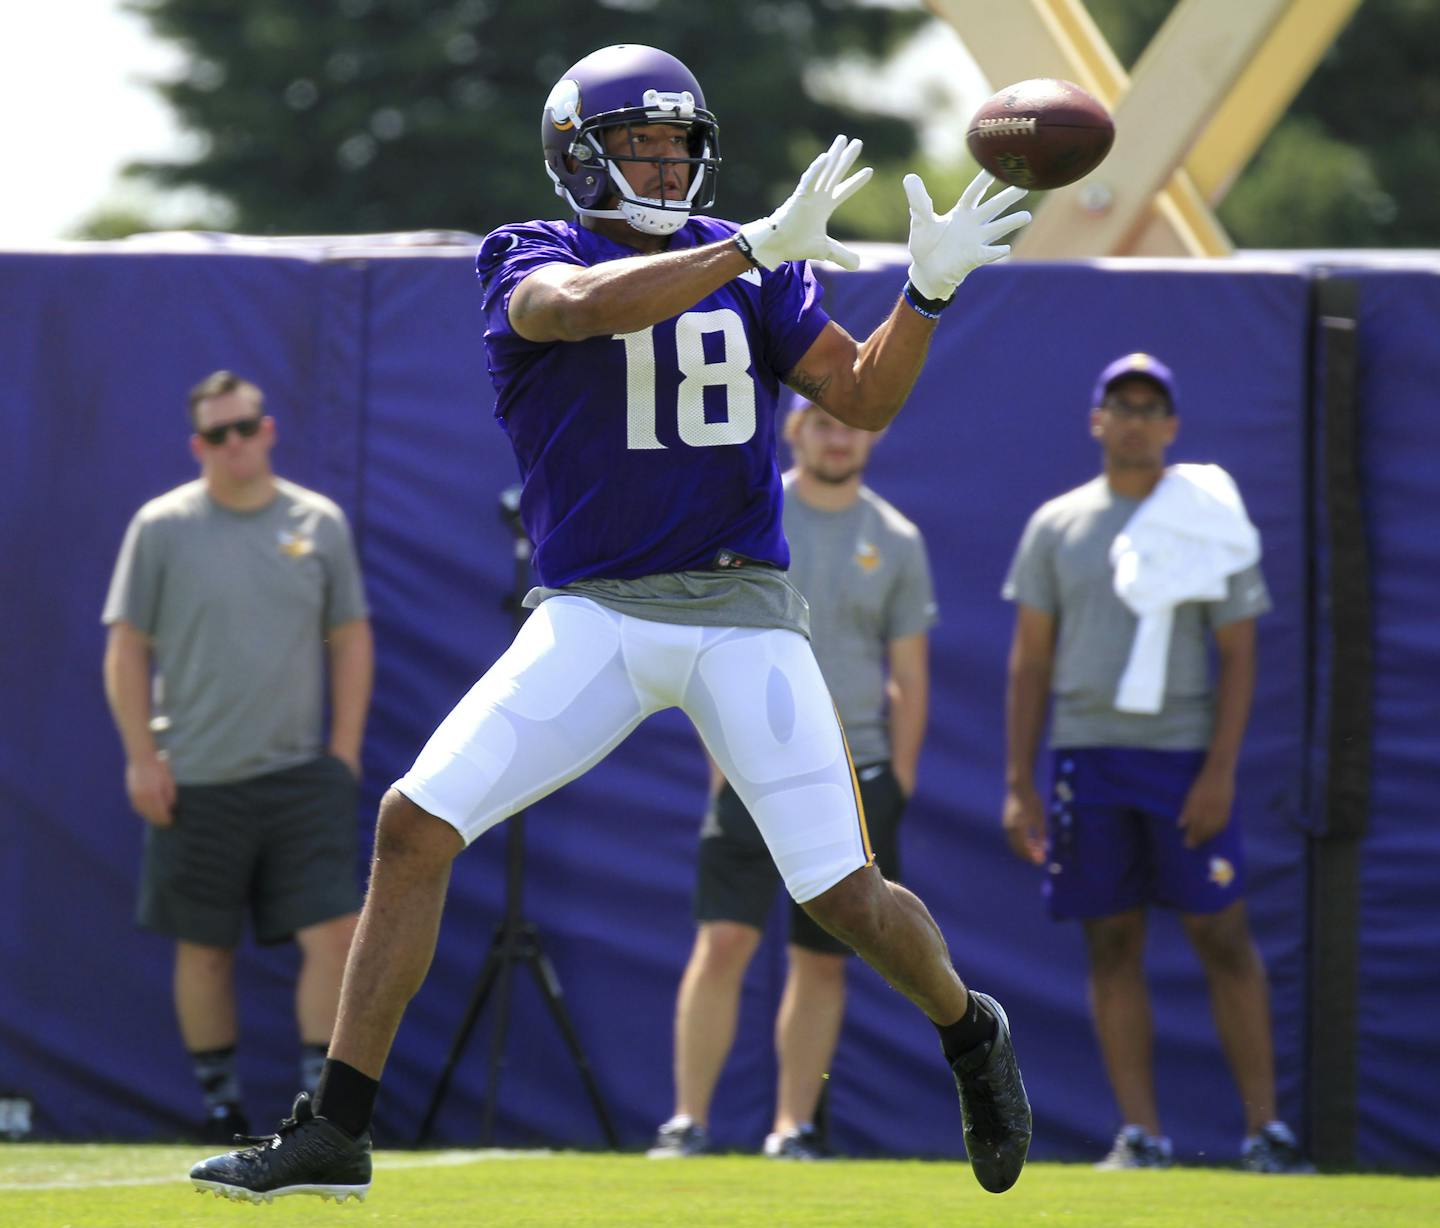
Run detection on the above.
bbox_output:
[902,279,951,320]
[733,231,761,269]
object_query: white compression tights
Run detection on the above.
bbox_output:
[394,596,870,903]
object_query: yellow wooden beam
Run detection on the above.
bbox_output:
[1034,0,1126,100]
[925,0,1222,256]
[1128,172,1231,258]
[1018,0,1294,257]
[925,0,1119,110]
[1187,0,1363,201]
[927,0,1361,257]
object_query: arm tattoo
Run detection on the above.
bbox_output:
[785,369,830,404]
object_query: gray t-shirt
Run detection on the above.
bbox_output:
[783,481,937,765]
[1002,475,1270,750]
[103,478,369,785]
[524,565,810,639]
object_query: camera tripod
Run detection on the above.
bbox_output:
[417,488,618,1147]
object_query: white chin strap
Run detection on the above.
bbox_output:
[566,157,706,236]
[619,196,692,236]
[566,199,691,236]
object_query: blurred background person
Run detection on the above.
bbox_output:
[999,354,1308,1172]
[650,397,936,1159]
[102,370,373,1140]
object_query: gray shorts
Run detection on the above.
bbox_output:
[137,755,362,947]
[694,762,906,955]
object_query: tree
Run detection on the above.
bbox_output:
[121,0,922,238]
[1255,0,1440,247]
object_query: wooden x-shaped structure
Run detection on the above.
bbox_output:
[927,0,1363,257]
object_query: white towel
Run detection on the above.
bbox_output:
[1110,463,1260,714]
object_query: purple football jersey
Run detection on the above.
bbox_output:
[476,217,830,587]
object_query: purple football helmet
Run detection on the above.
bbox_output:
[542,44,721,236]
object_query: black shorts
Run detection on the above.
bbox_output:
[694,762,906,956]
[137,755,362,947]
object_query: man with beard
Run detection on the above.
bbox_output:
[650,397,935,1160]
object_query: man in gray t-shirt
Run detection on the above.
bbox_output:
[102,371,373,1141]
[1000,352,1307,1174]
[650,399,937,1161]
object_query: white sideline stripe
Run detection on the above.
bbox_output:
[0,1148,553,1192]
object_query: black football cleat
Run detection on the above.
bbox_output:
[189,1092,371,1204]
[950,991,1032,1193]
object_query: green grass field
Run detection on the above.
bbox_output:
[1,1145,1434,1228]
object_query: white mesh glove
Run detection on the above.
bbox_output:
[737,135,873,272]
[904,170,1031,303]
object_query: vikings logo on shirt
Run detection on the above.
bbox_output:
[277,529,315,559]
[1208,856,1236,888]
[854,542,881,573]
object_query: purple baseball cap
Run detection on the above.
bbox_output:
[1092,352,1177,412]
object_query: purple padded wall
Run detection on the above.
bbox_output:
[0,249,369,1136]
[1343,267,1440,1169]
[810,258,1313,1160]
[3,241,1432,1167]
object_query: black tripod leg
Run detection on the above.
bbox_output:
[417,927,506,1143]
[525,942,620,1147]
[419,520,622,1148]
[479,927,523,1144]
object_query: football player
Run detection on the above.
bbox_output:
[191,43,1032,1203]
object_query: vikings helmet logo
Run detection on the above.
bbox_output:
[545,78,582,131]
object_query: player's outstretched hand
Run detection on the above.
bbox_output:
[737,135,873,271]
[904,169,1031,302]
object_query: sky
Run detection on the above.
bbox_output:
[0,3,984,246]
[0,1,191,244]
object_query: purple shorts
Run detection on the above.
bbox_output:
[1043,747,1247,921]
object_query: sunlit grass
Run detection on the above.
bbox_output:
[0,1144,1434,1228]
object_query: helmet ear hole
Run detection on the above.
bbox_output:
[562,139,589,175]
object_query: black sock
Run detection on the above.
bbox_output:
[313,1059,379,1138]
[935,993,998,1064]
[191,1045,242,1114]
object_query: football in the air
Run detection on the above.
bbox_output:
[966,78,1114,190]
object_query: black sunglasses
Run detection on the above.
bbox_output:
[197,415,263,446]
[1101,398,1172,421]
